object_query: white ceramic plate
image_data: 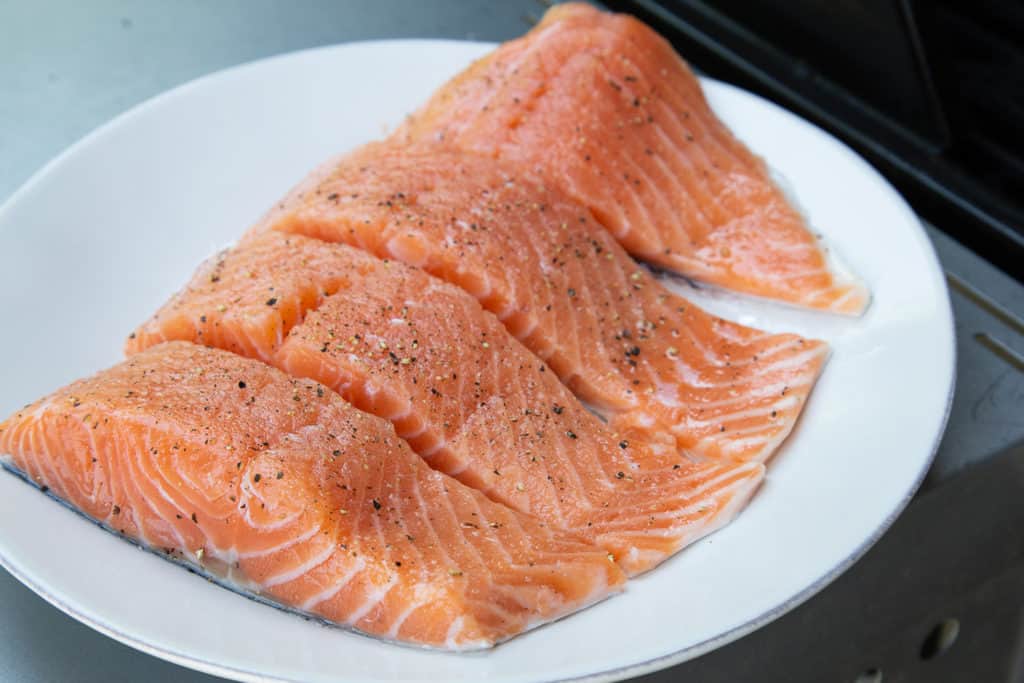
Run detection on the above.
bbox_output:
[0,40,954,683]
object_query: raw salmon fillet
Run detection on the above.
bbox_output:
[393,3,869,315]
[0,342,625,649]
[247,145,829,464]
[125,231,369,364]
[128,233,766,575]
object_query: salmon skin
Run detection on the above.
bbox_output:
[393,3,870,315]
[129,232,766,575]
[0,342,625,649]
[248,144,829,464]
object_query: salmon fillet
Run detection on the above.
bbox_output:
[0,342,624,649]
[128,233,766,575]
[126,231,372,364]
[247,146,829,464]
[393,3,869,315]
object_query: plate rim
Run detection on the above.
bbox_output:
[0,38,957,683]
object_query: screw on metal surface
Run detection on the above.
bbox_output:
[920,618,960,660]
[854,668,883,683]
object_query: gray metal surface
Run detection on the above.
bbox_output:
[2,2,1023,682]
[924,228,1024,487]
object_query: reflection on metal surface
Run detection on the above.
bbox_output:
[946,271,1024,337]
[973,333,1024,373]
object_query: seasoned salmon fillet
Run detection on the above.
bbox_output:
[128,233,765,575]
[393,3,869,314]
[247,147,828,464]
[0,342,625,649]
